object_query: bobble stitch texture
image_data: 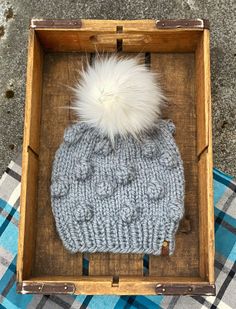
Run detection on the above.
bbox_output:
[96,178,116,198]
[94,138,113,156]
[115,164,136,185]
[64,123,88,144]
[168,201,184,222]
[160,152,178,168]
[120,204,138,223]
[64,126,79,144]
[146,180,164,200]
[51,178,69,198]
[75,160,92,180]
[74,205,93,222]
[142,141,158,158]
[50,119,185,255]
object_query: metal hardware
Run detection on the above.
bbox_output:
[161,240,169,256]
[155,283,216,295]
[31,19,82,29]
[31,19,209,30]
[156,19,210,29]
[162,241,168,247]
[17,282,76,294]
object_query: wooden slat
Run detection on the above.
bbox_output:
[196,30,211,155]
[197,30,214,283]
[89,253,143,276]
[89,52,144,277]
[17,29,43,281]
[32,53,87,276]
[24,30,43,153]
[198,150,214,282]
[35,20,118,53]
[22,276,207,295]
[122,30,202,53]
[149,53,199,276]
[35,29,202,53]
[35,20,203,53]
[17,150,39,280]
[26,275,203,282]
[32,19,208,30]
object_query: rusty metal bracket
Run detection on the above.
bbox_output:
[17,282,76,294]
[30,19,82,29]
[156,19,210,29]
[156,283,216,296]
[31,18,210,30]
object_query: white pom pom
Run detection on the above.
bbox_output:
[72,55,165,141]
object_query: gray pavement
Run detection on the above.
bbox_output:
[0,0,235,176]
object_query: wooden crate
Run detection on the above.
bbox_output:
[16,19,215,295]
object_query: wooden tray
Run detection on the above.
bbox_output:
[16,19,215,295]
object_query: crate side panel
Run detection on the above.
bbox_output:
[122,30,202,53]
[17,29,43,281]
[36,29,118,52]
[196,32,210,156]
[32,53,87,276]
[149,53,199,276]
[18,150,39,279]
[198,149,214,281]
[36,28,202,53]
[27,30,44,154]
[19,276,211,295]
[197,30,214,282]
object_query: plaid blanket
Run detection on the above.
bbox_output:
[0,155,235,309]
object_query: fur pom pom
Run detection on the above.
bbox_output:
[72,55,165,141]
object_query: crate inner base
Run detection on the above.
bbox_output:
[32,51,198,278]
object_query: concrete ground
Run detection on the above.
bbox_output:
[0,0,235,177]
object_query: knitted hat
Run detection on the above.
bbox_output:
[50,56,185,255]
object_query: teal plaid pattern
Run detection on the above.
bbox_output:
[0,155,235,309]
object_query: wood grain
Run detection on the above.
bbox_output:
[196,30,210,156]
[149,53,199,277]
[35,20,202,53]
[18,23,214,293]
[22,276,207,295]
[32,53,86,276]
[197,30,214,283]
[89,253,143,276]
[17,29,43,281]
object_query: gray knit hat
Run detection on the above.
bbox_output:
[50,56,185,255]
[50,120,184,255]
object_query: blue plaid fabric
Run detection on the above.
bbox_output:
[0,156,235,308]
